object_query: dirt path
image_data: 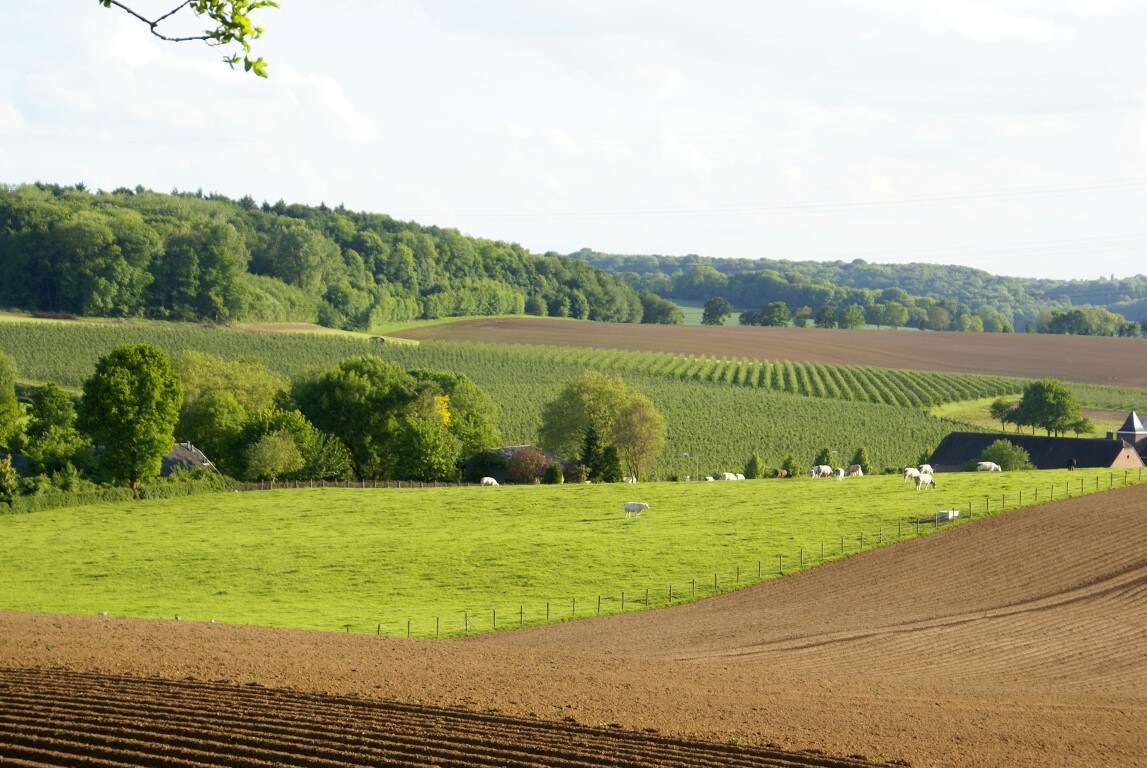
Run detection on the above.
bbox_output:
[390,318,1147,388]
[2,486,1145,767]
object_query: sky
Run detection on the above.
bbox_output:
[2,1,1146,281]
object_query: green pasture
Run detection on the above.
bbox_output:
[3,467,1140,637]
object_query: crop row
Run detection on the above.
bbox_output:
[0,321,1024,408]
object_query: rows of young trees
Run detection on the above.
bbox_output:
[574,249,1147,336]
[0,183,643,330]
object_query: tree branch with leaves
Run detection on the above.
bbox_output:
[98,0,278,77]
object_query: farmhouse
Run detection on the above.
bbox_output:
[1107,410,1147,458]
[927,431,1144,473]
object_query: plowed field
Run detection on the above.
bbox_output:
[389,318,1147,387]
[2,486,1145,767]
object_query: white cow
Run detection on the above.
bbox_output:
[810,464,833,478]
[914,473,936,491]
[623,476,637,483]
[919,464,934,475]
[623,501,649,517]
[846,464,864,477]
[479,477,499,486]
[721,472,739,481]
[903,467,920,482]
[976,461,1002,472]
[705,476,715,482]
[834,467,845,481]
[735,473,745,480]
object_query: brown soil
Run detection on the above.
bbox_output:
[390,318,1147,388]
[3,486,1145,767]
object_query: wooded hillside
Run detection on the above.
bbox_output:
[0,184,641,329]
[573,248,1147,335]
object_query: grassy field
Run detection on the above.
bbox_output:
[3,467,1140,637]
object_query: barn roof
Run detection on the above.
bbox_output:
[1116,411,1146,435]
[160,442,219,476]
[927,432,1143,471]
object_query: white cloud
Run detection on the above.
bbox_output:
[843,0,1074,43]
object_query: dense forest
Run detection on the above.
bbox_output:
[572,249,1147,336]
[0,183,642,329]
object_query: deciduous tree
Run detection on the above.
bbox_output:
[77,344,183,496]
[98,0,278,77]
[701,296,733,325]
[245,429,304,483]
[0,350,20,452]
[978,440,1034,471]
[988,398,1016,431]
[611,394,667,482]
[1012,379,1081,437]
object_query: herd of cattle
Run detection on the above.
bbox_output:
[478,460,1005,491]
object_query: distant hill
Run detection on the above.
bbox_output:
[0,183,642,331]
[571,248,1147,336]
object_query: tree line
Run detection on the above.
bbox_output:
[0,345,668,503]
[574,249,1147,336]
[0,183,643,330]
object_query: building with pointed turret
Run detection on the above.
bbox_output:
[1108,411,1147,459]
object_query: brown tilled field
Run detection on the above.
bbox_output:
[389,318,1147,388]
[3,485,1145,767]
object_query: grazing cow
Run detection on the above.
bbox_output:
[810,464,833,478]
[914,473,936,491]
[623,476,637,483]
[903,467,920,482]
[976,462,1002,472]
[846,464,863,477]
[1067,458,1077,471]
[479,476,499,486]
[919,464,934,475]
[735,473,745,480]
[774,469,789,478]
[705,476,715,481]
[623,501,649,518]
[835,467,845,481]
[721,472,739,481]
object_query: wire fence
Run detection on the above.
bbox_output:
[353,467,1147,639]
